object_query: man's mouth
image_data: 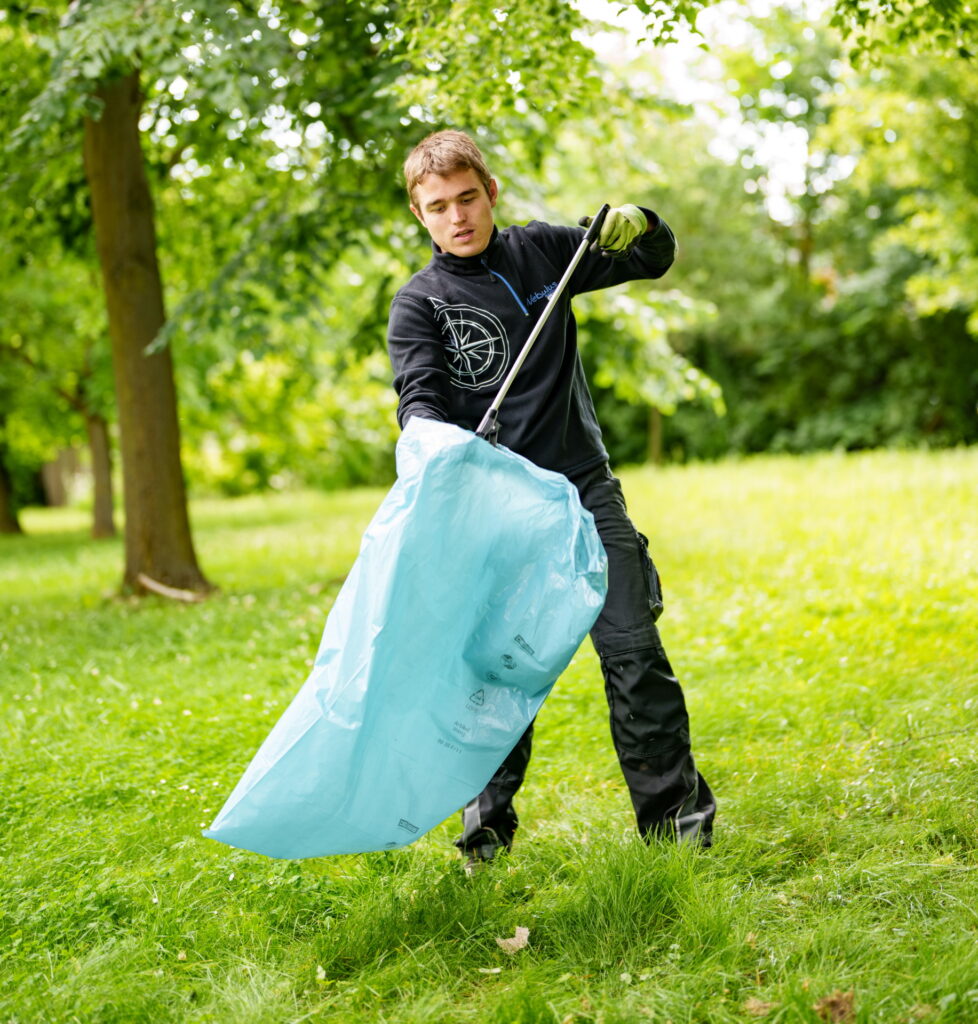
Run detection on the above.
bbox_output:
[454,229,473,241]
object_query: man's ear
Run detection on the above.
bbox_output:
[410,204,425,226]
[488,178,498,208]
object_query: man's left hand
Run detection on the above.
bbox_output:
[579,204,648,257]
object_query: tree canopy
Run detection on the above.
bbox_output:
[1,0,976,554]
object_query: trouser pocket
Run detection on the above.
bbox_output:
[636,532,664,624]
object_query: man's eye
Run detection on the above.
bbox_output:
[462,197,474,204]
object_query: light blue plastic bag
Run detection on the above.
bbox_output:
[203,418,607,859]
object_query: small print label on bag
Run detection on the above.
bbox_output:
[398,818,419,834]
[514,635,535,656]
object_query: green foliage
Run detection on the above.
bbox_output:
[614,0,715,44]
[497,66,726,461]
[578,290,722,415]
[394,0,596,121]
[0,12,113,506]
[181,350,398,495]
[575,287,723,465]
[831,0,978,61]
[3,0,978,499]
[4,0,607,350]
[616,0,978,58]
[0,0,621,503]
[824,55,978,335]
[2,449,977,1020]
[0,249,112,507]
[653,9,978,459]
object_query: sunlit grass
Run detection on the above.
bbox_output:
[2,448,976,1022]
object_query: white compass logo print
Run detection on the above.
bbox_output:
[428,297,510,391]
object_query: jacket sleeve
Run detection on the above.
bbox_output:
[526,209,678,296]
[387,294,450,428]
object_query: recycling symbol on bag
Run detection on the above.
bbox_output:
[429,298,510,391]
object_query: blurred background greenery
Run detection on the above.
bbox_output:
[2,0,975,546]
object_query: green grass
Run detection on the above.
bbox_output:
[2,448,977,1023]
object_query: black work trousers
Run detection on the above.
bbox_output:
[457,462,715,857]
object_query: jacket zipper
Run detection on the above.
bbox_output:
[481,258,529,316]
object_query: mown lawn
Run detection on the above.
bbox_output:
[2,448,976,1023]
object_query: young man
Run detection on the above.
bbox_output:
[387,130,715,867]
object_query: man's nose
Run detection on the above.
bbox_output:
[451,203,466,222]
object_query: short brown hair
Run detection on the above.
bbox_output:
[403,130,493,205]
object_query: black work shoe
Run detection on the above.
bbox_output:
[460,831,505,876]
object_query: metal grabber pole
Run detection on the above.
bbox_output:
[475,203,610,445]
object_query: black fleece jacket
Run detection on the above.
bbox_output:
[387,211,677,477]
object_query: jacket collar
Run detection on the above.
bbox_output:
[430,226,501,275]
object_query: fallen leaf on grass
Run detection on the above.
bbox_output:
[814,989,855,1022]
[744,997,777,1017]
[495,926,530,953]
[476,967,502,974]
[908,1006,935,1020]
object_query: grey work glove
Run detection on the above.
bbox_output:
[578,204,648,258]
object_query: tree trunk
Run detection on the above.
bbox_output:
[647,407,663,465]
[41,448,80,506]
[82,71,211,592]
[41,455,68,506]
[86,412,116,539]
[0,443,23,535]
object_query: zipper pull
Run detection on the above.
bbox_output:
[482,260,529,315]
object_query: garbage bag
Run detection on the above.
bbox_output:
[203,418,607,859]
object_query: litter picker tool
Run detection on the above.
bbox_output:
[476,203,610,445]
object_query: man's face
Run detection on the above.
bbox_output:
[410,168,498,257]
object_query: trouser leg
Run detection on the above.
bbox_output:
[455,722,534,856]
[599,639,715,843]
[573,463,716,846]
